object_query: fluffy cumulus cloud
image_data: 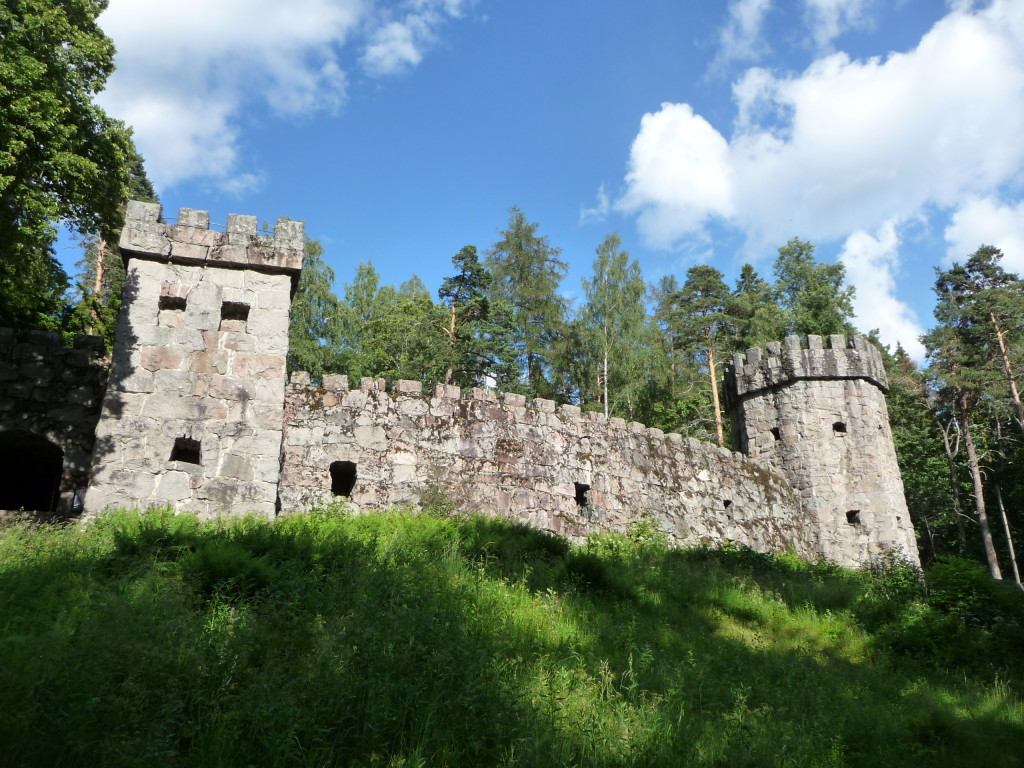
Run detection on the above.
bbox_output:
[945,197,1024,271]
[98,0,468,191]
[838,223,925,359]
[616,0,1024,352]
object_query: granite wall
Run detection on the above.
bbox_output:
[279,374,818,557]
[83,202,304,518]
[725,334,919,566]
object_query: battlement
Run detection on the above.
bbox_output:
[285,373,693,447]
[119,201,305,277]
[725,334,887,403]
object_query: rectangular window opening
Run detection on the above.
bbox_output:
[159,295,187,312]
[833,421,847,435]
[220,301,250,331]
[574,482,591,508]
[171,437,201,465]
[846,509,861,525]
[770,427,781,441]
[330,461,357,497]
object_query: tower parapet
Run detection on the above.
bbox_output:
[725,334,919,566]
[84,203,303,519]
[726,333,887,401]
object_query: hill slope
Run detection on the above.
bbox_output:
[1,508,1022,767]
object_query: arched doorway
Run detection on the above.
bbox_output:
[0,431,63,513]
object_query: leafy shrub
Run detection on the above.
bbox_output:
[925,556,1024,628]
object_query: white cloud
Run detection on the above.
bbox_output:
[945,197,1024,272]
[839,222,926,359]
[360,0,471,76]
[616,104,735,249]
[616,0,1024,258]
[709,0,774,76]
[97,0,470,191]
[803,0,872,50]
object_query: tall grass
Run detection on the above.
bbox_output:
[1,507,1022,767]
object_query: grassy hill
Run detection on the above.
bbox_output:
[1,507,1022,767]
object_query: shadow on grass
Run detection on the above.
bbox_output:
[0,510,1022,767]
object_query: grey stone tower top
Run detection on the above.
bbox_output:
[725,333,888,403]
[120,200,305,282]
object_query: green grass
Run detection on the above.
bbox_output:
[1,507,1023,767]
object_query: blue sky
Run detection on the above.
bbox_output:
[72,0,1024,360]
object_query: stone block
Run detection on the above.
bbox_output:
[177,208,210,228]
[531,398,556,413]
[433,384,461,399]
[394,379,421,394]
[322,374,349,392]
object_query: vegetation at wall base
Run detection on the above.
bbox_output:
[2,509,1022,767]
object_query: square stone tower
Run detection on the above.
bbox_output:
[84,202,303,518]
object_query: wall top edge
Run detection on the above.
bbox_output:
[283,372,750,458]
[120,201,305,273]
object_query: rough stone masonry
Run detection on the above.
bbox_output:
[0,202,919,567]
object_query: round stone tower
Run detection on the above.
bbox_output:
[724,334,919,567]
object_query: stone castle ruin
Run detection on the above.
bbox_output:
[0,202,919,567]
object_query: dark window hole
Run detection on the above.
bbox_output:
[220,301,250,330]
[846,509,860,525]
[331,461,357,497]
[159,295,186,312]
[833,421,847,434]
[770,427,781,441]
[723,499,733,509]
[170,437,201,465]
[574,482,591,508]
[0,430,63,513]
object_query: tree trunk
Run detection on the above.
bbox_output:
[995,482,1022,589]
[960,402,1002,579]
[990,311,1024,437]
[708,347,724,448]
[937,416,967,551]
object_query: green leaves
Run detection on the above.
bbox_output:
[0,0,139,331]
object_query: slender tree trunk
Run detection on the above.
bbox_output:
[444,302,457,385]
[708,346,724,448]
[937,417,967,550]
[995,482,1022,589]
[960,401,1002,579]
[990,312,1024,436]
[602,348,609,418]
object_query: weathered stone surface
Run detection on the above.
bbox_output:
[725,334,918,567]
[277,383,816,557]
[85,205,303,519]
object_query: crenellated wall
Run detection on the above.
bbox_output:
[724,334,919,566]
[279,374,818,556]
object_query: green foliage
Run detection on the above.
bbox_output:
[773,237,856,337]
[487,206,568,397]
[579,233,650,418]
[2,510,1023,766]
[0,0,142,332]
[287,236,343,378]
